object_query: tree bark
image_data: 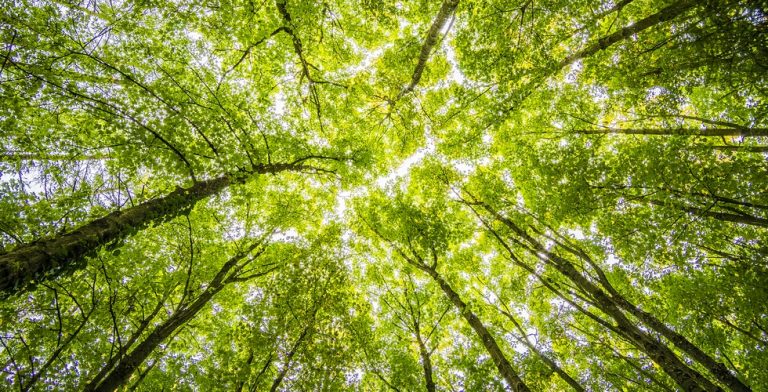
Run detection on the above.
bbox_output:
[399,0,460,97]
[545,222,752,392]
[0,162,301,295]
[649,199,768,228]
[84,240,268,392]
[557,0,696,70]
[573,128,768,138]
[415,325,436,392]
[269,326,310,392]
[608,289,751,392]
[420,264,530,392]
[547,250,718,392]
[548,230,751,392]
[478,202,722,392]
[86,290,219,391]
[84,298,166,391]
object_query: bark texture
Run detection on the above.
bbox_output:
[85,240,266,392]
[557,0,696,70]
[415,326,436,392]
[422,264,530,392]
[0,163,299,295]
[0,176,229,295]
[400,0,460,96]
[574,128,768,138]
[480,202,724,392]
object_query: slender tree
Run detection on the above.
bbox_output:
[85,235,276,392]
[465,196,749,392]
[363,214,531,392]
[572,127,768,138]
[0,158,341,295]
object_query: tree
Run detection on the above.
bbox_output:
[1,0,766,390]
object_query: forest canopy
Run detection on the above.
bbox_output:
[0,0,767,390]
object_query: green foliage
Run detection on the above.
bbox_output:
[1,0,767,390]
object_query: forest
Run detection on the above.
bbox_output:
[0,0,766,390]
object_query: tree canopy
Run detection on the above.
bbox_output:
[1,0,767,390]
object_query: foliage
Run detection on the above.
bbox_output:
[1,0,767,390]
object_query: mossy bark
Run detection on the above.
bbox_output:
[0,176,230,295]
[0,162,300,295]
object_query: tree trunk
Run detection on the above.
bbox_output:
[84,240,267,392]
[415,327,436,392]
[420,264,530,392]
[0,163,298,295]
[479,202,722,391]
[609,292,751,392]
[269,326,310,392]
[399,0,460,97]
[557,0,696,70]
[87,289,220,392]
[527,220,749,392]
[548,253,719,392]
[235,351,255,392]
[84,298,166,391]
[649,199,768,228]
[498,309,585,392]
[574,128,768,138]
[549,219,752,392]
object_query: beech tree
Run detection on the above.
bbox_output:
[1,0,767,390]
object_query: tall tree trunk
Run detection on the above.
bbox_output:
[87,289,220,392]
[269,326,311,392]
[475,201,722,391]
[497,308,585,392]
[420,263,530,392]
[546,230,751,392]
[622,301,750,392]
[415,325,436,392]
[557,0,696,70]
[84,297,167,391]
[547,249,718,392]
[649,199,768,228]
[84,240,268,392]
[573,128,768,138]
[235,350,255,392]
[602,282,751,392]
[399,0,460,97]
[541,220,752,392]
[365,215,529,391]
[0,162,300,295]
